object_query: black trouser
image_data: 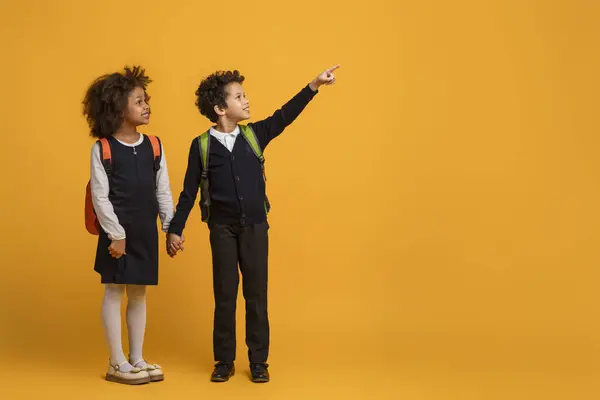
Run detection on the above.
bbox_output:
[209,221,270,363]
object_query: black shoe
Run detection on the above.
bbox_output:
[250,362,270,383]
[211,362,235,382]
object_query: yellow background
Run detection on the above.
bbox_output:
[1,0,599,399]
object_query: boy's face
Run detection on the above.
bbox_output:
[222,82,250,122]
[124,86,150,126]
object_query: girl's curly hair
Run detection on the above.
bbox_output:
[195,70,245,123]
[83,65,152,138]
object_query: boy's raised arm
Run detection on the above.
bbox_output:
[250,65,340,148]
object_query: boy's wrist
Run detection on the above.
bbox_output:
[167,229,183,236]
[309,80,320,92]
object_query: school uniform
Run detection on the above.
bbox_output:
[91,133,174,285]
[169,85,318,363]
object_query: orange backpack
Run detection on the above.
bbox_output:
[85,135,161,235]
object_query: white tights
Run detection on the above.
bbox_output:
[101,284,147,372]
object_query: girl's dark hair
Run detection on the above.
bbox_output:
[195,70,245,123]
[83,65,152,138]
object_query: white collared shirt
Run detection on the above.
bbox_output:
[209,125,240,152]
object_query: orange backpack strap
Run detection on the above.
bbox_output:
[99,137,111,160]
[146,135,161,160]
[145,135,162,187]
[98,137,112,176]
[86,137,112,236]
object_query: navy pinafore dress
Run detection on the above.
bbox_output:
[94,134,161,285]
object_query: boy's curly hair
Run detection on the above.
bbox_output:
[195,70,245,123]
[83,65,152,138]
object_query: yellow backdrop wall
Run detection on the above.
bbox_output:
[0,1,599,398]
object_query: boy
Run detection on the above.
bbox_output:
[167,65,339,383]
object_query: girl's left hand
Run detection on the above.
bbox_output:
[109,239,126,259]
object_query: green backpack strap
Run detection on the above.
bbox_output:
[240,124,265,178]
[197,131,211,221]
[198,131,210,173]
[240,124,263,161]
[240,124,270,214]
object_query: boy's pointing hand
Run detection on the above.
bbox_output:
[309,65,340,91]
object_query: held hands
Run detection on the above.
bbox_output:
[109,239,126,259]
[309,64,340,91]
[167,233,185,258]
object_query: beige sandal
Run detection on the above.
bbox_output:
[131,359,164,382]
[105,360,151,385]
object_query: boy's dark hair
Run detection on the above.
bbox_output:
[195,70,245,123]
[82,65,152,138]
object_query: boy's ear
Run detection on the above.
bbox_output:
[214,104,226,117]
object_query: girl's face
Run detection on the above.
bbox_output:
[124,86,150,126]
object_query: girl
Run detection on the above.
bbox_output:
[83,66,174,385]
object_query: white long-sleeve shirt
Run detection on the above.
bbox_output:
[90,134,175,241]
